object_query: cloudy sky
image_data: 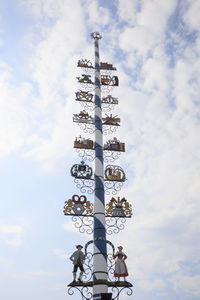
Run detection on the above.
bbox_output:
[0,0,200,299]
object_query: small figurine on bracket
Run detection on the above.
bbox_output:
[77,74,93,84]
[70,245,87,283]
[103,114,120,126]
[113,246,128,282]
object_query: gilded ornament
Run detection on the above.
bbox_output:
[63,194,93,216]
[106,197,132,218]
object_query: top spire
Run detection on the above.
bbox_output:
[90,31,102,40]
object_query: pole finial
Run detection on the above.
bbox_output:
[91,32,102,40]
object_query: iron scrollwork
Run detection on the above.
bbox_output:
[104,181,124,195]
[111,285,133,300]
[71,162,94,194]
[102,95,118,105]
[82,251,93,282]
[106,217,126,235]
[101,85,115,94]
[74,136,94,161]
[74,178,94,194]
[105,196,132,234]
[72,216,93,235]
[79,100,94,112]
[67,240,133,300]
[102,95,118,112]
[102,115,120,134]
[77,122,95,134]
[76,148,95,162]
[76,74,94,92]
[103,125,118,135]
[68,285,92,300]
[104,150,121,163]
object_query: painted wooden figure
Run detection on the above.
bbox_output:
[70,245,86,283]
[113,246,128,281]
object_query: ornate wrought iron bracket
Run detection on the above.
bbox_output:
[78,122,95,134]
[67,283,133,300]
[79,100,94,112]
[75,149,120,163]
[104,150,121,163]
[103,125,118,135]
[104,165,126,193]
[73,178,125,195]
[67,239,133,299]
[71,216,93,234]
[111,285,133,300]
[106,217,127,235]
[64,195,132,235]
[75,148,95,162]
[74,178,95,194]
[68,285,92,300]
[69,215,130,236]
[104,180,124,195]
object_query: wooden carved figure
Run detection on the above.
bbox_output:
[70,245,87,283]
[113,246,128,282]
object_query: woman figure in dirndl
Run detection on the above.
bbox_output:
[113,246,128,281]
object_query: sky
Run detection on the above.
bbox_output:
[0,0,200,299]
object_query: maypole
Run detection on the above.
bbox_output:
[91,32,108,299]
[64,32,133,300]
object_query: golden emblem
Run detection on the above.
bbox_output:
[63,195,93,216]
[106,197,132,217]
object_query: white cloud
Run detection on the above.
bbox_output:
[119,26,156,57]
[0,224,24,246]
[118,0,178,57]
[118,0,138,25]
[87,0,110,27]
[0,60,35,157]
[137,0,177,36]
[172,273,200,296]
[183,0,200,30]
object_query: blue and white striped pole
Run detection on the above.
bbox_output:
[91,32,108,300]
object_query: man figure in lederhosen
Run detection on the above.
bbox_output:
[70,245,86,283]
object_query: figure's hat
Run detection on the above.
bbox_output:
[76,244,83,249]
